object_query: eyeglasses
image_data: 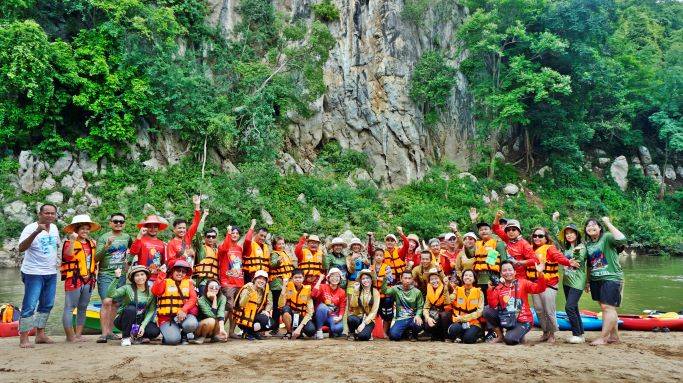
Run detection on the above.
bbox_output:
[206,235,216,239]
[532,234,546,238]
[111,220,125,224]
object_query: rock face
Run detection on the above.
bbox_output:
[639,146,652,165]
[277,0,475,187]
[610,156,629,191]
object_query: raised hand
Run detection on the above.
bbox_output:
[36,223,48,233]
[396,226,403,235]
[552,211,560,222]
[250,219,257,229]
[449,222,458,232]
[192,195,201,208]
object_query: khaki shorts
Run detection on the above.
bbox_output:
[221,286,239,312]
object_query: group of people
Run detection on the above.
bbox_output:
[16,197,627,348]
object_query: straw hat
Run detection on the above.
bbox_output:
[307,234,321,243]
[407,234,419,244]
[384,234,397,242]
[127,265,150,283]
[357,269,375,283]
[136,215,169,231]
[63,214,101,234]
[329,237,347,248]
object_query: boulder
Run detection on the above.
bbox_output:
[663,164,676,180]
[646,164,662,183]
[46,191,64,205]
[276,153,303,175]
[312,207,321,223]
[3,200,32,225]
[503,183,519,195]
[51,152,74,176]
[78,152,98,174]
[260,208,274,226]
[347,168,377,188]
[457,172,477,183]
[677,166,683,179]
[297,193,306,204]
[482,195,491,204]
[41,176,57,190]
[340,230,356,243]
[0,239,20,268]
[631,156,640,165]
[122,185,139,195]
[639,146,652,165]
[60,168,87,193]
[597,157,611,167]
[609,156,629,191]
[18,151,47,193]
[247,187,259,197]
[490,190,499,202]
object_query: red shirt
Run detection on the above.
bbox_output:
[166,210,201,264]
[493,224,538,279]
[61,240,94,291]
[129,236,166,281]
[151,271,198,325]
[441,249,459,276]
[217,235,244,288]
[486,276,547,324]
[311,283,347,317]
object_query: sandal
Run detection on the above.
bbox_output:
[106,334,121,341]
[96,335,108,343]
[281,332,292,340]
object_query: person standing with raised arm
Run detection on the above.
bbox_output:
[492,210,537,280]
[217,224,245,339]
[242,219,271,283]
[166,195,202,266]
[17,204,60,348]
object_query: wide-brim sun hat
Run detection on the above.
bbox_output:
[444,233,457,241]
[63,214,101,234]
[384,234,398,242]
[463,232,478,241]
[504,219,521,231]
[326,267,344,281]
[137,214,169,231]
[559,223,583,243]
[349,237,363,249]
[253,270,269,281]
[407,234,419,243]
[307,235,321,243]
[358,269,375,283]
[127,265,150,283]
[329,237,348,248]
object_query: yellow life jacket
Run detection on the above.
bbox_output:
[193,245,219,281]
[60,239,97,282]
[349,288,376,316]
[243,241,270,273]
[429,249,443,265]
[269,250,294,282]
[527,244,558,280]
[157,278,192,316]
[453,286,482,326]
[473,238,501,273]
[373,263,391,298]
[384,247,406,275]
[426,283,449,311]
[282,281,311,314]
[299,248,324,278]
[232,284,270,327]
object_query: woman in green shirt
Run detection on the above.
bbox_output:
[107,265,159,346]
[584,217,626,346]
[195,279,228,343]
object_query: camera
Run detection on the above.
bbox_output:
[490,275,501,286]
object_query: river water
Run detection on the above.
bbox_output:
[1,255,681,335]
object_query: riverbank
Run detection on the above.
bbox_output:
[1,332,681,382]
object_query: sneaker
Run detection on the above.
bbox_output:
[567,336,585,344]
[121,338,132,347]
[314,330,324,340]
[191,336,205,344]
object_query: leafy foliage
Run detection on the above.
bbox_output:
[312,0,340,22]
[409,50,457,125]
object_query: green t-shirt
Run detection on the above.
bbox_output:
[561,244,588,290]
[585,232,626,281]
[382,284,424,319]
[96,231,132,277]
[106,283,156,328]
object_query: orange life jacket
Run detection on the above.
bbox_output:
[60,239,97,282]
[527,244,558,281]
[269,250,294,283]
[232,284,270,327]
[157,278,192,316]
[373,262,391,298]
[453,286,483,326]
[299,248,324,278]
[243,241,270,273]
[193,245,219,281]
[0,303,16,323]
[384,247,406,275]
[282,281,311,314]
[473,238,501,273]
[426,283,450,312]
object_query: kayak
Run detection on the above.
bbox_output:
[0,321,37,337]
[581,310,683,331]
[532,310,616,331]
[71,302,120,334]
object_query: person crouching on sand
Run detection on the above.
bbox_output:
[232,270,273,340]
[279,269,316,339]
[195,279,228,343]
[347,269,380,341]
[108,266,160,346]
[151,260,199,345]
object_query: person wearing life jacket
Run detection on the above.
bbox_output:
[325,237,349,288]
[406,233,421,270]
[217,224,245,339]
[312,268,347,339]
[295,234,325,281]
[166,195,202,266]
[195,279,228,343]
[269,236,295,336]
[454,232,477,281]
[468,215,508,303]
[491,212,538,280]
[448,269,484,344]
[347,269,380,341]
[583,216,626,346]
[129,215,168,282]
[242,219,270,283]
[382,270,424,341]
[411,250,445,294]
[551,212,589,344]
[366,227,409,277]
[232,270,273,340]
[422,268,452,341]
[193,212,219,295]
[151,260,199,345]
[441,222,463,278]
[370,247,394,338]
[483,260,547,345]
[528,227,579,344]
[278,269,316,339]
[107,266,160,346]
[60,214,101,343]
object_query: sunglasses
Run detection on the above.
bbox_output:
[532,234,545,238]
[504,227,519,232]
[111,220,125,224]
[206,235,216,239]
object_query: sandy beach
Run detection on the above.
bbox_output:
[1,330,681,383]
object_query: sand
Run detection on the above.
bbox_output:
[1,330,681,383]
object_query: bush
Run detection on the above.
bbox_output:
[312,0,340,22]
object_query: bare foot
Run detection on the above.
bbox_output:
[65,336,77,343]
[35,335,54,344]
[607,336,621,344]
[20,339,34,348]
[75,336,89,343]
[546,334,556,344]
[590,337,609,346]
[539,332,549,342]
[487,336,503,344]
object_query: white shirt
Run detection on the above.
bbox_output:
[19,222,60,275]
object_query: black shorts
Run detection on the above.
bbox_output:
[379,296,394,321]
[589,280,623,307]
